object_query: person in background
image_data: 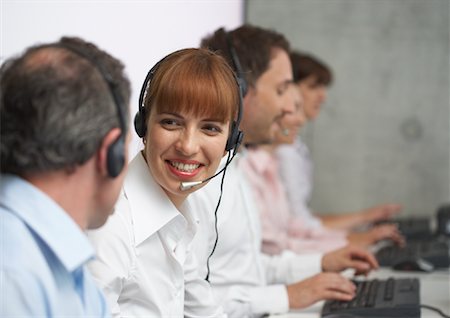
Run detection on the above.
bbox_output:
[87,48,240,317]
[241,84,347,254]
[189,25,379,318]
[242,83,403,256]
[0,36,131,316]
[277,51,403,245]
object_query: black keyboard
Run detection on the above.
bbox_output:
[321,278,420,318]
[376,239,450,268]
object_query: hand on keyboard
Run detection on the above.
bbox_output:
[361,203,402,224]
[286,272,356,309]
[348,224,406,247]
[321,277,420,318]
[322,245,379,275]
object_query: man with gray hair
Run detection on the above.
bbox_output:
[0,36,131,316]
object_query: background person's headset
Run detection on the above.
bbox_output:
[54,42,127,178]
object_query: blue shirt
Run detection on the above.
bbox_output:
[0,174,110,317]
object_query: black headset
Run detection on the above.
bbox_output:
[134,52,244,154]
[225,31,248,98]
[55,43,126,178]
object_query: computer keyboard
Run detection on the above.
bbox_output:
[321,278,420,318]
[376,239,450,268]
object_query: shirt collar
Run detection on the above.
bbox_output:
[123,153,181,246]
[0,174,94,273]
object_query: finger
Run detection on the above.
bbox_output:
[349,254,379,273]
[395,234,406,247]
[349,248,379,269]
[348,260,372,274]
[354,269,369,277]
[388,204,402,212]
[376,224,398,232]
[326,276,356,299]
[328,274,357,292]
[388,230,406,246]
[373,226,400,241]
[323,289,355,301]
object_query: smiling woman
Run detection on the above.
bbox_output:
[87,48,240,317]
[141,49,239,207]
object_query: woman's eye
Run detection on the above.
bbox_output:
[202,124,222,135]
[160,118,180,128]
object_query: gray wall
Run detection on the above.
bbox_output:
[247,0,449,218]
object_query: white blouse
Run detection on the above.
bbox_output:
[189,153,322,318]
[87,153,224,318]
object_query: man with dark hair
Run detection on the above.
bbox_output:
[0,36,131,316]
[200,25,292,146]
[190,25,378,317]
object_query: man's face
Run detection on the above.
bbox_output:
[241,48,294,145]
[273,85,306,145]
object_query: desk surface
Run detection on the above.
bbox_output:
[271,268,450,318]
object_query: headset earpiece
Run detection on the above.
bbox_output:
[134,108,146,138]
[107,136,125,178]
[225,119,244,153]
[225,121,238,152]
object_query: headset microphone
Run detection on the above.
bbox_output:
[179,151,235,191]
[180,181,203,191]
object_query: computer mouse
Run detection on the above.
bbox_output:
[392,257,435,272]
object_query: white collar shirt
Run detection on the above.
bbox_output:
[276,138,323,229]
[87,153,224,318]
[189,153,323,318]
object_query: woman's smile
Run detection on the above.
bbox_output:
[166,159,203,180]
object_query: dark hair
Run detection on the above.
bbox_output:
[290,51,333,86]
[200,24,290,89]
[144,48,239,126]
[0,36,131,175]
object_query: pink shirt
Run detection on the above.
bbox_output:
[239,148,347,255]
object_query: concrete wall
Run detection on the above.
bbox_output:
[247,0,449,218]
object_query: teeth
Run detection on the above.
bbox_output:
[170,161,200,173]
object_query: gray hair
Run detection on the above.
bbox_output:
[0,36,131,175]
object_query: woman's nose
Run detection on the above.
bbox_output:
[175,129,200,156]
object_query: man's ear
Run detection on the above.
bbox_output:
[96,128,122,176]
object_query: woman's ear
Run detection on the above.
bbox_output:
[96,128,123,177]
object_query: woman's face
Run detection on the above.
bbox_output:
[144,108,230,208]
[274,86,306,145]
[297,75,328,121]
